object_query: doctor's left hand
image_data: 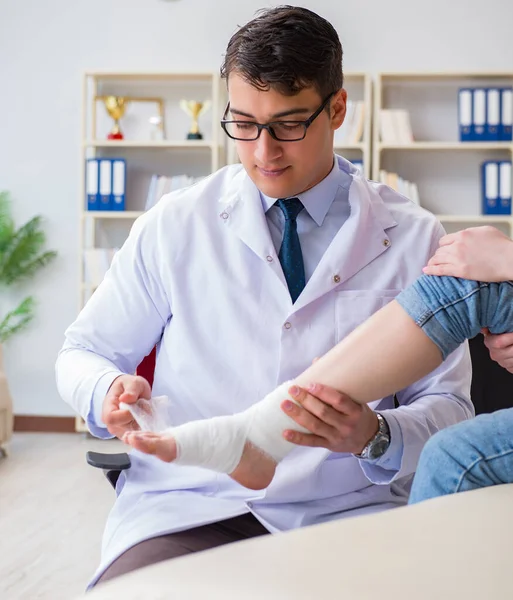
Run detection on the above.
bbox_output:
[280,383,379,455]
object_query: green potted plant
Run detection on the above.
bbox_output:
[0,191,56,455]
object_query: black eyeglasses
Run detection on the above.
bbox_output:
[220,93,334,142]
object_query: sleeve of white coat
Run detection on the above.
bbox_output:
[358,341,473,484]
[56,210,171,438]
[358,219,474,484]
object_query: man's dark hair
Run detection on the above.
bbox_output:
[220,5,343,99]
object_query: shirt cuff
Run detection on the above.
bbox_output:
[357,411,404,484]
[86,370,123,439]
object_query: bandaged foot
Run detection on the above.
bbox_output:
[123,381,309,490]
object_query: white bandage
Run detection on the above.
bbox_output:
[171,381,310,474]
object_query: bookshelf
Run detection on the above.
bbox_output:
[334,73,372,178]
[76,71,225,432]
[373,72,513,236]
[75,70,513,432]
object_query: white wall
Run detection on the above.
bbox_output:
[1,0,512,416]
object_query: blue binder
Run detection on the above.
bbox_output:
[458,88,473,142]
[86,159,100,210]
[99,159,113,210]
[500,88,513,141]
[472,88,486,141]
[481,161,503,214]
[498,161,512,214]
[110,158,126,211]
[485,88,500,141]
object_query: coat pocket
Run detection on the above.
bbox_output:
[335,289,402,342]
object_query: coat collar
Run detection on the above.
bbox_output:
[218,162,398,311]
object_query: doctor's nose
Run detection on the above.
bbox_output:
[253,129,283,164]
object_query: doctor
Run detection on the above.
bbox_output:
[56,5,472,588]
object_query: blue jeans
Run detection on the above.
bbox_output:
[395,275,513,503]
[409,408,513,503]
[396,276,513,360]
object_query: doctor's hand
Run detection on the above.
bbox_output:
[422,226,513,282]
[280,383,379,455]
[482,328,513,374]
[102,374,152,439]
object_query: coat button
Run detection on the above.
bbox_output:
[383,239,390,247]
[220,212,229,220]
[266,255,274,262]
[333,274,341,284]
[284,322,292,330]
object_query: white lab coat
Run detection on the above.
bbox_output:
[56,156,473,585]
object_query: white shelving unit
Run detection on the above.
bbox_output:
[373,72,513,235]
[334,72,372,178]
[76,71,225,431]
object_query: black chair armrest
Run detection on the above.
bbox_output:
[86,451,131,489]
[86,451,131,470]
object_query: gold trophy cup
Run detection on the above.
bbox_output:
[103,96,128,140]
[180,99,211,140]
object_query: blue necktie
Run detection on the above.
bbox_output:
[276,198,306,303]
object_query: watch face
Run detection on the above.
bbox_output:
[369,436,390,460]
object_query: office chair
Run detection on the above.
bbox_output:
[86,347,156,489]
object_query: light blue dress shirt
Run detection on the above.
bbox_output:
[262,157,351,284]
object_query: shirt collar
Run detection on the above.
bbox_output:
[260,155,342,226]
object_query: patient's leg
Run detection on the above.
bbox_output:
[125,276,513,490]
[125,299,439,490]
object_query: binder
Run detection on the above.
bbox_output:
[86,159,99,210]
[458,89,472,142]
[99,159,112,210]
[472,88,486,141]
[500,88,513,141]
[481,161,500,214]
[486,88,500,141]
[110,159,126,211]
[498,161,512,214]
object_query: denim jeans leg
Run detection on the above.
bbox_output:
[396,276,513,359]
[409,408,513,504]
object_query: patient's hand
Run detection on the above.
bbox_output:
[123,430,178,462]
[423,226,513,281]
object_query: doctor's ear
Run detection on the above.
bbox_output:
[330,89,347,129]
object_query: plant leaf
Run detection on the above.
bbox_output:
[0,216,56,285]
[0,191,15,253]
[0,296,35,342]
[4,250,57,285]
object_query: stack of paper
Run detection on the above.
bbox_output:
[379,109,414,144]
[145,174,205,210]
[379,170,420,205]
[334,101,365,145]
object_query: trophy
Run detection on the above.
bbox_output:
[103,96,128,140]
[180,99,211,140]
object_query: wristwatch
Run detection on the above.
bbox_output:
[354,412,391,461]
